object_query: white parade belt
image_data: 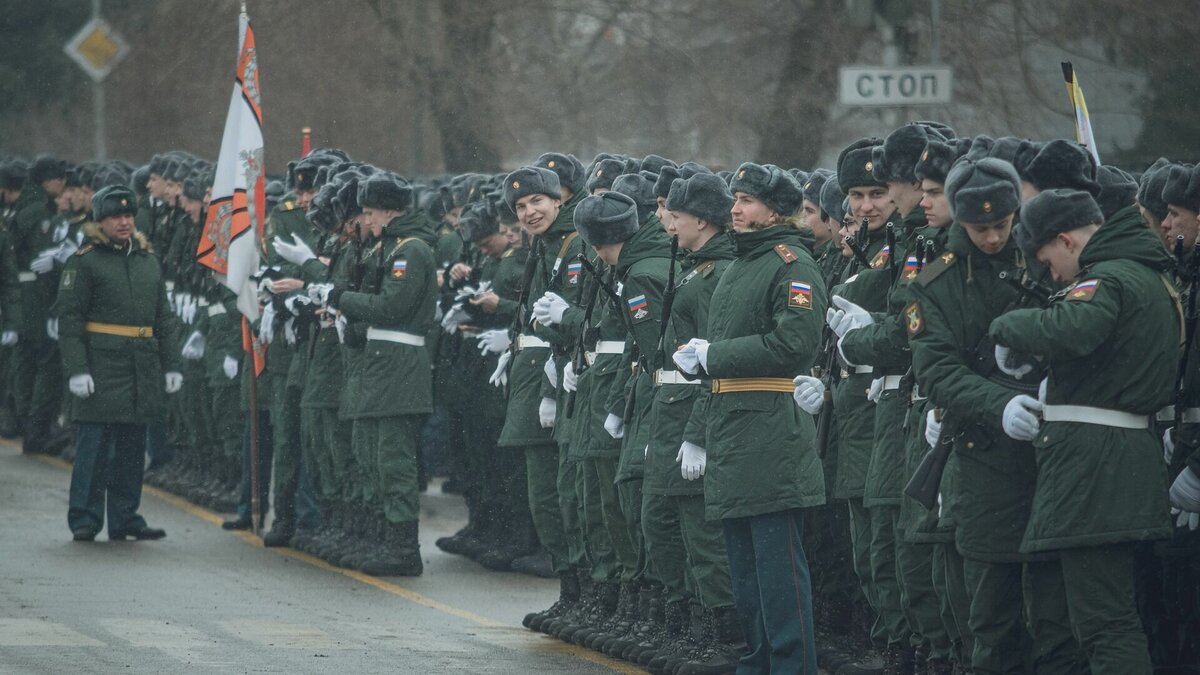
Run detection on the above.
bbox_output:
[654,370,699,386]
[207,304,227,317]
[1156,405,1200,424]
[18,272,36,282]
[516,335,549,350]
[1041,404,1148,430]
[366,327,426,346]
[584,340,624,366]
[880,375,904,391]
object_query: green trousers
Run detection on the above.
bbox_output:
[580,457,639,582]
[270,382,304,520]
[209,381,242,483]
[643,490,734,608]
[931,542,973,665]
[1056,545,1153,675]
[868,505,909,646]
[525,443,569,573]
[805,501,856,614]
[847,498,883,643]
[896,534,950,658]
[353,415,422,523]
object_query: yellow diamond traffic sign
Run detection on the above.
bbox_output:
[64,17,129,82]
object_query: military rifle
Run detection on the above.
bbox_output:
[654,235,680,371]
[565,255,601,418]
[884,223,899,284]
[505,237,547,386]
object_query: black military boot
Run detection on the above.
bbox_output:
[602,582,653,657]
[21,416,51,454]
[547,572,596,639]
[636,599,687,666]
[509,548,555,578]
[360,520,423,577]
[313,503,347,561]
[566,581,619,645]
[585,580,637,650]
[621,587,668,662]
[836,651,885,675]
[337,508,375,570]
[674,605,746,675]
[524,571,580,632]
[262,493,296,548]
[649,601,704,673]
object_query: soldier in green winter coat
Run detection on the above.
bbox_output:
[907,158,1083,675]
[643,173,743,673]
[673,162,827,674]
[497,165,589,631]
[310,172,437,577]
[59,186,182,542]
[990,189,1178,675]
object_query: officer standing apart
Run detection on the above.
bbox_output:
[58,185,181,542]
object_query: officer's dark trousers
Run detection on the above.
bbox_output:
[235,412,273,523]
[1054,544,1153,675]
[68,422,149,533]
[723,508,819,675]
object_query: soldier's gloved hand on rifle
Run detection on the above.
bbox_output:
[181,330,206,360]
[272,234,317,266]
[441,303,470,334]
[543,356,558,388]
[563,361,578,393]
[672,338,710,375]
[182,296,198,325]
[1169,467,1200,513]
[259,301,277,345]
[1172,508,1199,531]
[283,318,297,345]
[335,313,347,343]
[925,409,942,448]
[677,441,706,480]
[223,355,239,380]
[1001,395,1042,441]
[532,292,569,326]
[283,294,313,316]
[69,374,94,399]
[307,282,335,306]
[538,397,557,428]
[477,329,511,356]
[164,371,183,394]
[867,377,884,403]
[994,344,1034,379]
[826,295,873,338]
[0,331,16,347]
[489,351,511,387]
[604,413,625,439]
[792,375,825,414]
[46,318,59,341]
[1163,428,1175,465]
[30,249,55,275]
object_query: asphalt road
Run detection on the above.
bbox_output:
[0,441,639,674]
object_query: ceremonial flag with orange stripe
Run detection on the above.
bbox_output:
[198,8,265,329]
[1061,62,1101,165]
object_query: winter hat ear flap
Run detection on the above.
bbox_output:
[1094,165,1138,218]
[1162,164,1200,213]
[944,158,1021,224]
[665,172,734,228]
[1137,158,1172,221]
[574,191,640,246]
[1015,188,1104,257]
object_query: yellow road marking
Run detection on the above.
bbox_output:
[21,445,641,674]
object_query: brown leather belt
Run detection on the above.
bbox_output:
[710,377,794,394]
[85,322,154,338]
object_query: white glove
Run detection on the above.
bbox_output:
[604,413,625,439]
[532,292,569,326]
[164,371,183,394]
[563,360,579,393]
[489,350,511,387]
[1001,395,1043,441]
[283,318,297,345]
[672,338,710,375]
[46,318,59,341]
[826,295,874,338]
[335,313,347,343]
[994,344,1034,379]
[538,397,557,428]
[925,409,942,448]
[454,284,480,302]
[677,441,706,480]
[182,296,198,325]
[272,234,316,266]
[259,301,277,344]
[30,250,55,274]
[69,374,94,399]
[308,282,335,306]
[174,292,189,317]
[792,375,825,414]
[223,355,239,380]
[441,303,470,333]
[283,294,313,315]
[53,238,79,263]
[543,356,558,388]
[181,330,206,360]
[1169,467,1200,513]
[1172,508,1200,531]
[867,377,884,403]
[1163,428,1175,465]
[478,329,512,355]
[0,330,16,347]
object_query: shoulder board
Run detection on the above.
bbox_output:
[75,244,95,257]
[390,236,424,257]
[697,259,718,277]
[276,200,296,212]
[914,251,957,287]
[774,243,799,264]
[502,248,514,258]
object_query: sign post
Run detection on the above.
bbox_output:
[64,4,129,160]
[838,66,953,107]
